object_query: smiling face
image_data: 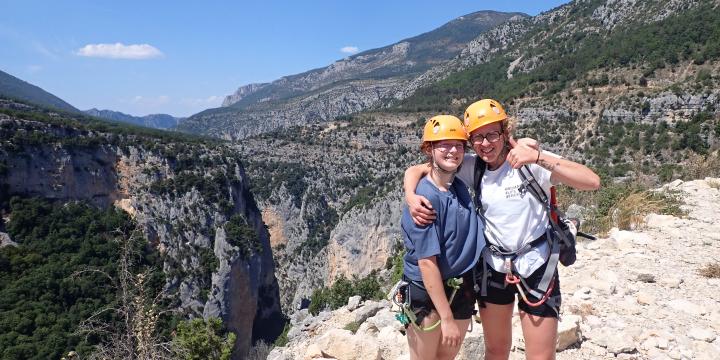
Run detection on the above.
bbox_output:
[469,122,506,169]
[424,140,465,171]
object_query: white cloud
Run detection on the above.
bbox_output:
[340,46,359,54]
[76,43,163,59]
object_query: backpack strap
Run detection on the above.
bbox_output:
[518,166,573,248]
[516,165,563,295]
[472,158,486,213]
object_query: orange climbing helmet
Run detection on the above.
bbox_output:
[464,99,508,134]
[422,115,468,142]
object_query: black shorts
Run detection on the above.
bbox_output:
[477,260,561,318]
[405,273,475,326]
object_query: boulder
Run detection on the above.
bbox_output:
[556,314,582,351]
[315,329,382,360]
[347,296,362,311]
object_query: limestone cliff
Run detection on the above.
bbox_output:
[0,99,283,357]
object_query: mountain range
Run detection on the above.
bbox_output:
[177,10,528,139]
[0,69,182,130]
[83,108,182,130]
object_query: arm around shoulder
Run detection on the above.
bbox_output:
[404,163,436,225]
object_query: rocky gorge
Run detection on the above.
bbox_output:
[0,99,283,357]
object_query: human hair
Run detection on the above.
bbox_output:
[501,117,516,136]
[420,141,433,163]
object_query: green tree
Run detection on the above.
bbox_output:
[173,318,236,360]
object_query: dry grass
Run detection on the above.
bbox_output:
[683,150,720,180]
[707,179,720,189]
[698,263,720,278]
[609,191,664,230]
[608,190,686,231]
[343,321,362,334]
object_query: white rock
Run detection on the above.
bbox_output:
[315,329,382,360]
[645,347,673,360]
[347,296,362,311]
[637,292,655,305]
[606,333,636,354]
[304,343,324,360]
[658,277,683,289]
[353,300,385,324]
[688,328,716,342]
[641,337,658,350]
[356,321,378,336]
[666,299,706,316]
[709,311,720,330]
[646,214,678,228]
[585,315,603,328]
[267,348,289,360]
[691,340,720,360]
[679,347,694,359]
[589,280,616,295]
[610,228,652,246]
[657,337,669,349]
[556,314,582,351]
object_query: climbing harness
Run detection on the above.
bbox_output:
[392,277,464,332]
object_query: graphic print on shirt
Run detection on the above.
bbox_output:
[503,182,527,200]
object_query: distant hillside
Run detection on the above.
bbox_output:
[178,10,527,139]
[84,108,182,129]
[0,69,78,112]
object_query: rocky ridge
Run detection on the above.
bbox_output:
[267,177,720,360]
[178,11,525,139]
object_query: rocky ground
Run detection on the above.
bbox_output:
[267,178,720,360]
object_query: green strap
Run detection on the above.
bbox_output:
[402,277,464,332]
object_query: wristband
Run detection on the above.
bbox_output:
[535,149,541,164]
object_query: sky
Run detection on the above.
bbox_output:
[0,1,569,117]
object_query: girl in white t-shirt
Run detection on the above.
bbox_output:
[403,99,600,360]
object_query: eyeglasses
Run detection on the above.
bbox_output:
[470,131,503,144]
[434,143,465,152]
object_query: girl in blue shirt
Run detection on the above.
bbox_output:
[401,115,484,360]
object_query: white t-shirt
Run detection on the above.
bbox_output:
[457,154,553,277]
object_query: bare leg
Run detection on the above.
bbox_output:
[436,318,471,360]
[479,303,514,360]
[407,311,442,360]
[519,311,558,360]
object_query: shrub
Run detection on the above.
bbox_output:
[698,263,720,278]
[174,318,235,360]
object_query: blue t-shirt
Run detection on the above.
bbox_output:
[402,176,484,282]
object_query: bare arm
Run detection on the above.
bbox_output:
[418,257,462,347]
[403,164,436,225]
[506,138,600,190]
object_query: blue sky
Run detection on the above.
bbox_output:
[1,1,569,117]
